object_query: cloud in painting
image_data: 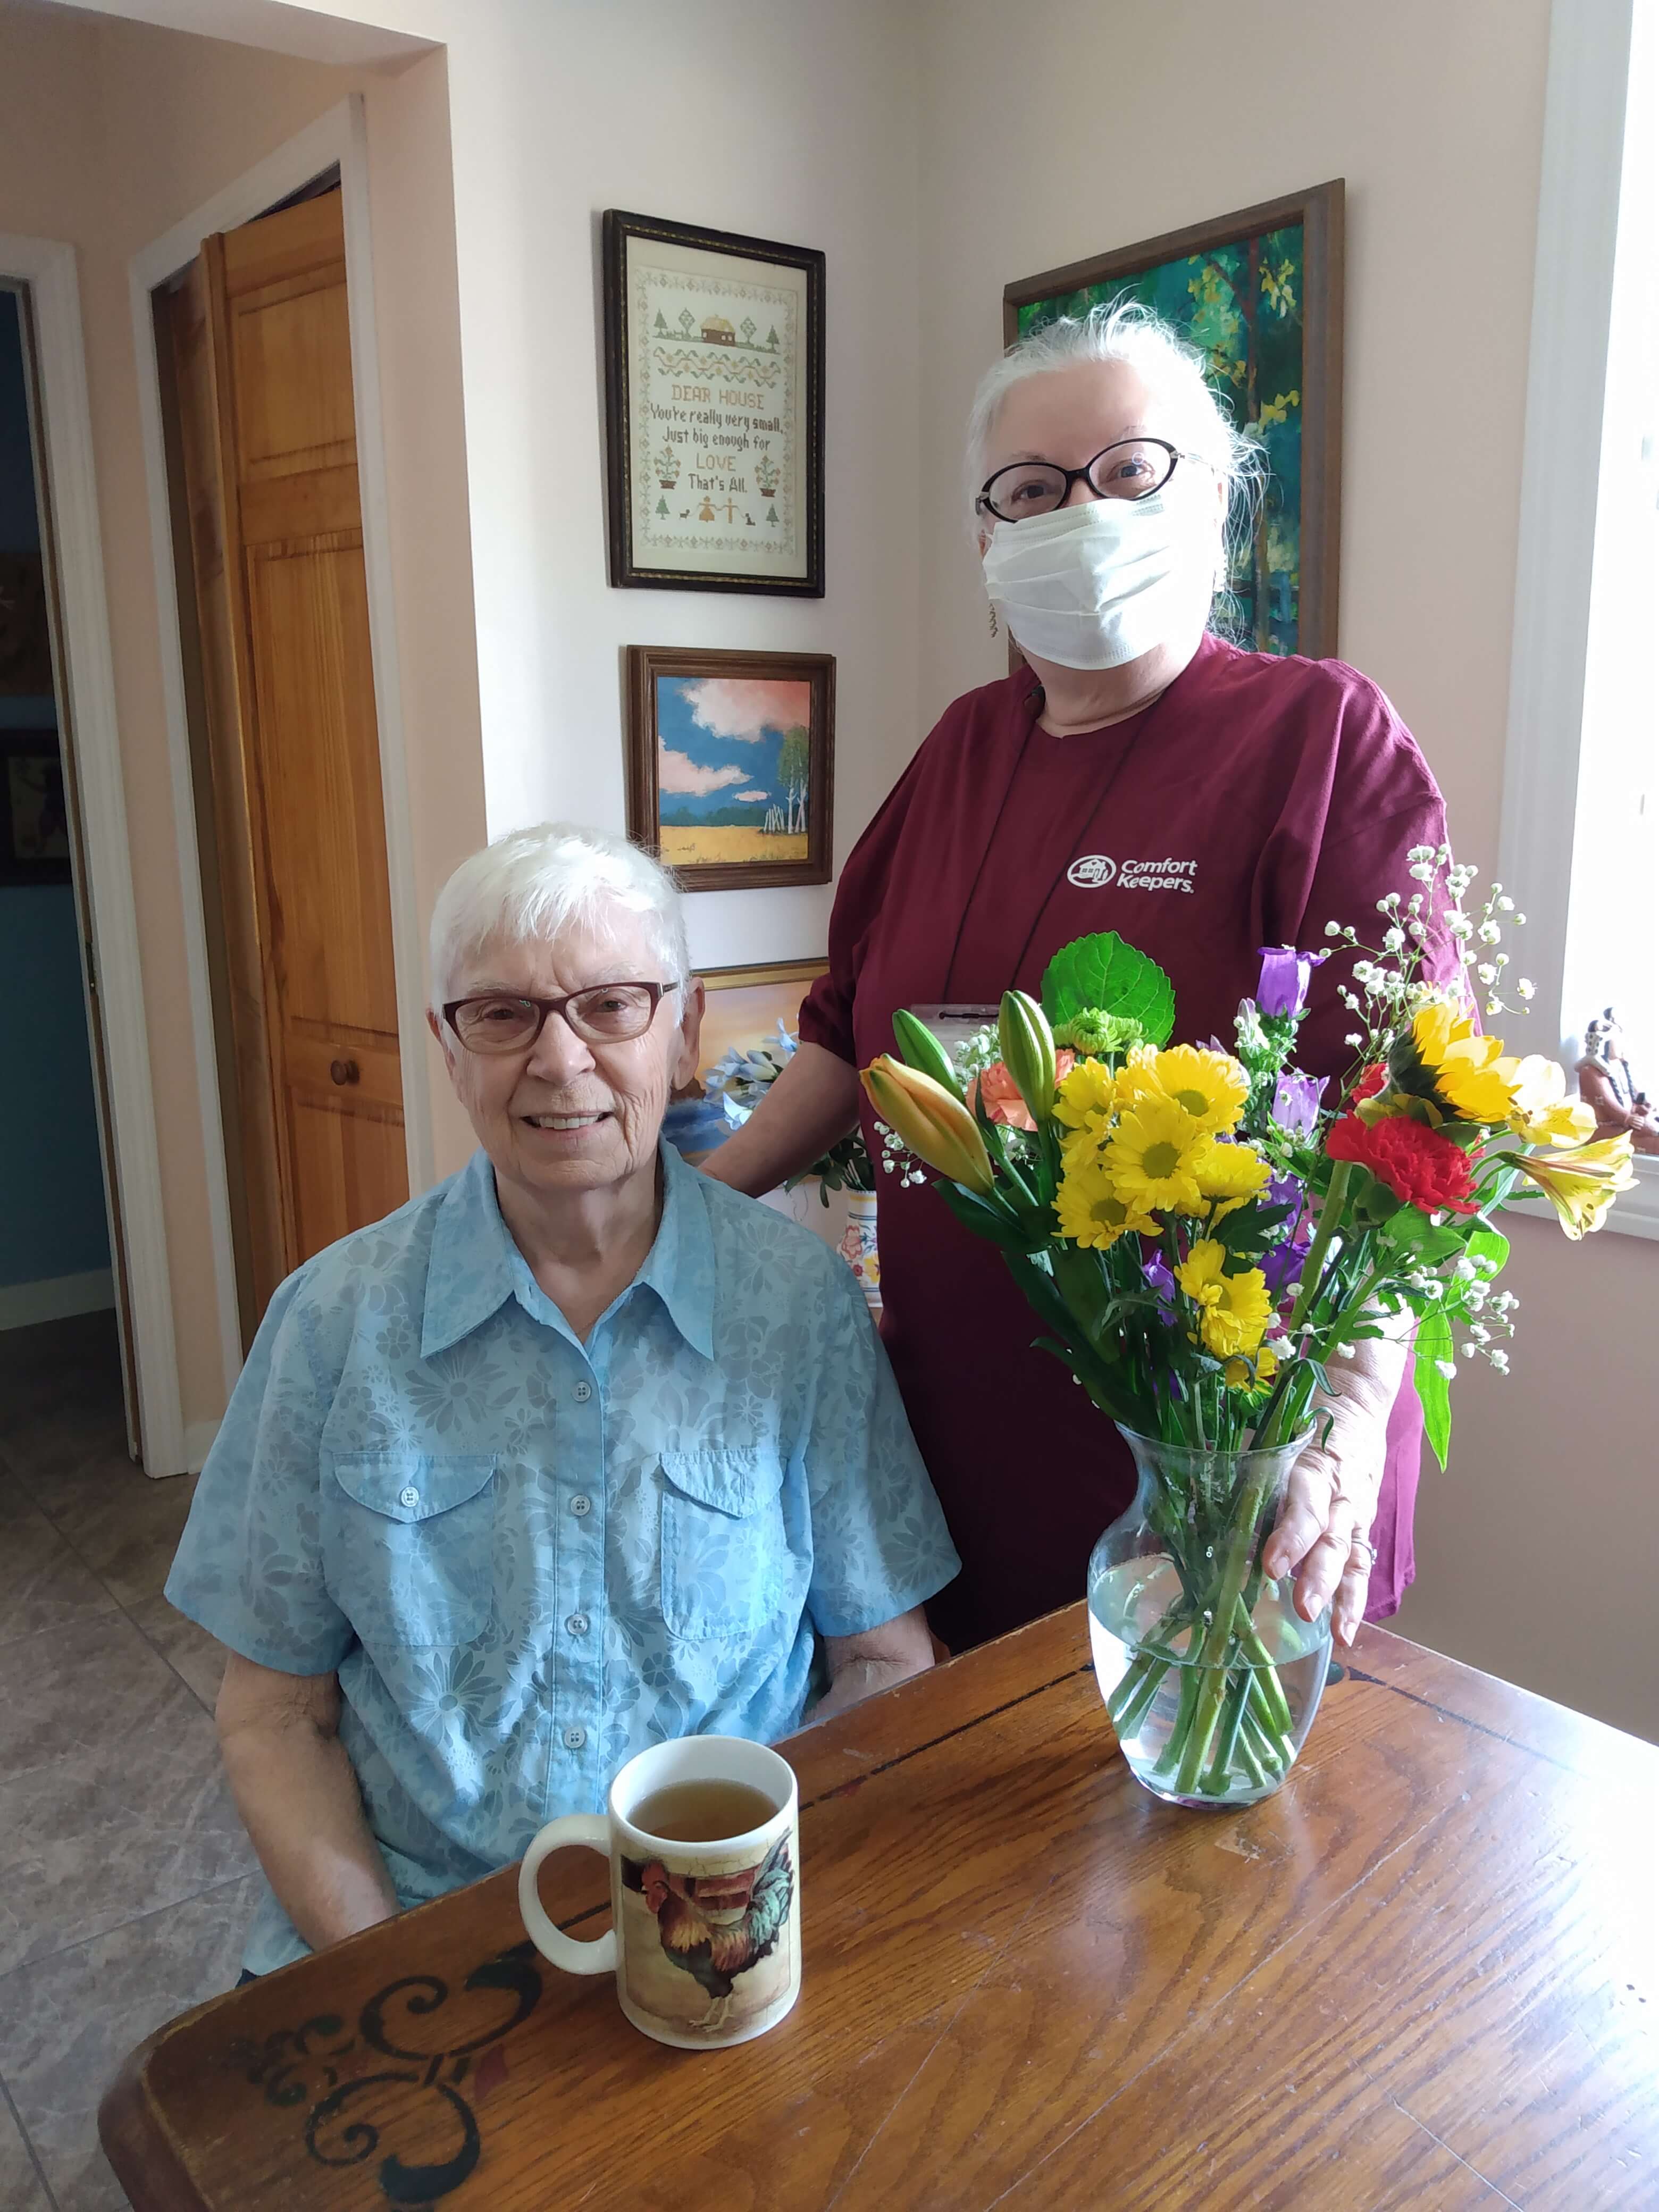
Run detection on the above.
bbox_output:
[734,789,768,803]
[683,677,812,741]
[659,748,748,797]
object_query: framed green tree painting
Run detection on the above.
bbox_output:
[1003,180,1344,659]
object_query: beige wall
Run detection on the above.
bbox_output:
[0,4,484,1438]
[911,0,1656,1739]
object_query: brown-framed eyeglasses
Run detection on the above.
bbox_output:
[443,981,681,1054]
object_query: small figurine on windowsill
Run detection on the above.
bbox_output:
[1576,1008,1659,1154]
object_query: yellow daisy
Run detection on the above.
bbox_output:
[1506,1055,1597,1147]
[1192,1137,1272,1221]
[1111,1044,1166,1111]
[1409,1003,1521,1125]
[1143,1044,1249,1135]
[1104,1096,1207,1216]
[1053,1057,1117,1131]
[1224,1344,1280,1396]
[1175,1239,1272,1358]
[1053,1159,1158,1250]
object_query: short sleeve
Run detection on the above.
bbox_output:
[798,743,931,1065]
[797,1255,960,1638]
[165,1270,354,1676]
[1275,673,1461,1083]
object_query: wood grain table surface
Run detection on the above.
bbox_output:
[99,1607,1658,2211]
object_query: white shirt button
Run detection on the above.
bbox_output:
[398,1486,420,1509]
[563,1725,587,1751]
[569,1494,592,1518]
[566,1612,590,1636]
[572,1381,593,1404]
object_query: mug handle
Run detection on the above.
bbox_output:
[517,1814,618,1974]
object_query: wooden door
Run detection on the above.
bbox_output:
[159,190,406,1339]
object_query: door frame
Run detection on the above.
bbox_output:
[0,231,180,1469]
[130,95,434,1418]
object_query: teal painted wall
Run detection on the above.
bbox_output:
[0,289,110,1296]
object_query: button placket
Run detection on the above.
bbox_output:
[548,1366,605,1811]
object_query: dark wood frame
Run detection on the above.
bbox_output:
[624,645,835,892]
[602,210,825,597]
[0,725,73,885]
[1002,180,1345,659]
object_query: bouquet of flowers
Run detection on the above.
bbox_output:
[710,1024,874,1201]
[861,849,1634,1804]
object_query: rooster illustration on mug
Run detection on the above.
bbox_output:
[623,1837,793,2031]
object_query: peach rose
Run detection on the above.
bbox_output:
[966,1050,1075,1132]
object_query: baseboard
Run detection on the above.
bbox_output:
[0,1267,115,1330]
[182,1418,220,1474]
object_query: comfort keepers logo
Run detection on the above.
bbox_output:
[1067,854,1197,894]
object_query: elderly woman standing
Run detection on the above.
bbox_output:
[707,304,1457,1658]
[165,825,957,1975]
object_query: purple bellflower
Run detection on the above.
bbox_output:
[1143,1251,1177,1322]
[1262,1173,1313,1298]
[1271,1068,1328,1140]
[1255,944,1330,1019]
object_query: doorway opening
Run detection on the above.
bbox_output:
[0,277,136,1456]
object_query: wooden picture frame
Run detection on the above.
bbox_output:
[602,210,825,597]
[625,646,834,892]
[1003,180,1344,659]
[0,726,72,885]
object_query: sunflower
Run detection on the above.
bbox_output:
[1054,1158,1158,1250]
[1192,1137,1272,1220]
[1175,1239,1272,1358]
[1398,1003,1520,1125]
[1053,1056,1117,1132]
[1104,1096,1208,1215]
[1506,1055,1597,1147]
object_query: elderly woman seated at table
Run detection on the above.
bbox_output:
[166,823,958,1977]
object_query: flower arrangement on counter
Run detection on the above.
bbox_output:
[860,849,1634,1803]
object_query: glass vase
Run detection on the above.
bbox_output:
[1087,1424,1331,1809]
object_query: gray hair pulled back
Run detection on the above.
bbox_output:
[963,299,1262,549]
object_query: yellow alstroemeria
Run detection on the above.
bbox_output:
[1105,1095,1207,1216]
[1511,1133,1635,1239]
[1507,1055,1597,1147]
[861,1056,994,1196]
[1192,1137,1272,1221]
[1053,1055,1117,1131]
[1175,1239,1272,1358]
[1409,1003,1520,1125]
[1053,1158,1158,1251]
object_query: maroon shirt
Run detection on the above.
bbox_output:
[800,633,1456,1653]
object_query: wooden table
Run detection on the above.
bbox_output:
[101,1610,1659,2210]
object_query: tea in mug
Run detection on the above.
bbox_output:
[631,1779,780,1844]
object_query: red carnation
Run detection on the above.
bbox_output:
[1326,1111,1478,1215]
[1354,1062,1388,1101]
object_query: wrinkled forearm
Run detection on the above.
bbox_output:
[219,1714,399,1954]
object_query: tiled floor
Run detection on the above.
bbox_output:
[0,1313,255,2212]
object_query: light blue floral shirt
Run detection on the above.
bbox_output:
[166,1144,958,1974]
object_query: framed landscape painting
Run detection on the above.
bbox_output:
[1003,180,1344,659]
[624,646,834,891]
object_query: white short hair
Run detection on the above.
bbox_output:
[428,823,690,1011]
[964,299,1261,542]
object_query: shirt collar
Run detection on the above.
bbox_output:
[421,1142,717,1362]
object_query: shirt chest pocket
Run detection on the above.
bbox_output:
[323,1452,498,1652]
[659,1447,789,1643]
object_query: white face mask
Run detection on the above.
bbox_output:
[981,483,1219,671]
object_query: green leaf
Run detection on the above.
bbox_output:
[1382,1209,1467,1264]
[932,1180,1034,1253]
[1040,932,1176,1046]
[1413,1308,1455,1470]
[1467,1225,1510,1276]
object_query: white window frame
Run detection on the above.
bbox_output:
[1500,0,1659,1239]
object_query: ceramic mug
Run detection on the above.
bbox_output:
[517,1735,801,2050]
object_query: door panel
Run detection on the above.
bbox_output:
[162,187,405,1333]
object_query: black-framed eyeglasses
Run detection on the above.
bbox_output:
[976,438,1197,523]
[443,981,680,1055]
